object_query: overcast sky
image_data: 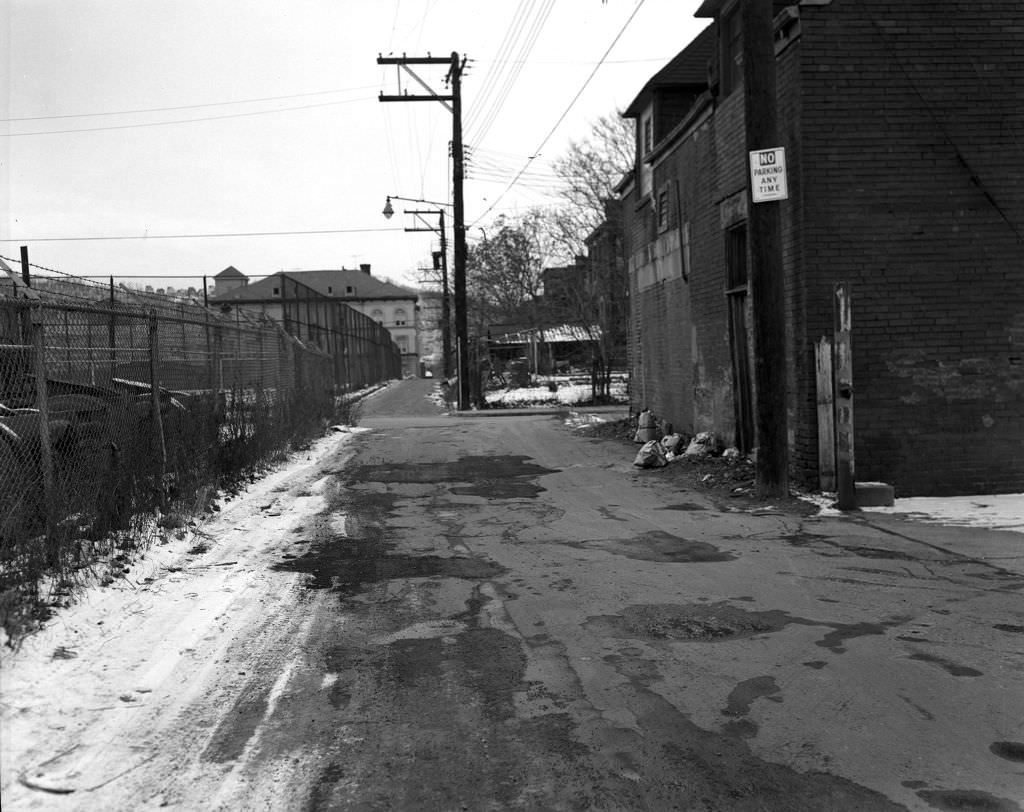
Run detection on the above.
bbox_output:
[1,1,707,291]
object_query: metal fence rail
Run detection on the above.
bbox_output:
[0,274,399,632]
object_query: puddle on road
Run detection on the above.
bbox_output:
[586,601,907,652]
[658,502,709,512]
[908,651,983,678]
[585,602,797,642]
[344,455,558,499]
[274,536,506,595]
[990,741,1024,763]
[569,530,735,563]
[721,675,782,739]
[917,788,1021,811]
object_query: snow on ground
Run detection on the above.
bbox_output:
[485,380,628,408]
[801,491,1024,533]
[0,428,364,804]
[862,493,1024,534]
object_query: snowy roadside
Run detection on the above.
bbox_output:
[0,427,362,807]
[861,492,1024,534]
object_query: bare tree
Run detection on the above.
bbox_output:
[546,112,635,262]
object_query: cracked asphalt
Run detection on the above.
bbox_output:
[7,377,1024,811]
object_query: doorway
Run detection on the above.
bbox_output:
[725,225,754,453]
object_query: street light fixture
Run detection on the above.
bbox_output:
[382,196,395,219]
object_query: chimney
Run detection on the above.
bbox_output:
[360,263,372,275]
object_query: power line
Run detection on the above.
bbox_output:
[470,0,647,227]
[468,0,556,146]
[0,227,404,243]
[0,85,380,123]
[2,96,376,137]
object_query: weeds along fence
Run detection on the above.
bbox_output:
[0,261,400,632]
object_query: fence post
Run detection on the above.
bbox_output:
[149,314,167,508]
[31,309,55,519]
[108,279,117,385]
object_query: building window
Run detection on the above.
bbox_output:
[327,286,333,294]
[639,110,654,197]
[371,308,384,325]
[656,187,670,232]
[394,308,407,326]
[273,286,280,295]
[722,5,743,96]
[346,286,354,294]
[396,335,409,353]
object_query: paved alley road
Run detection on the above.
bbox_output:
[5,378,1024,810]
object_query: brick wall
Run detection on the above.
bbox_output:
[794,0,1024,495]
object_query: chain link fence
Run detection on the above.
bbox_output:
[0,260,401,638]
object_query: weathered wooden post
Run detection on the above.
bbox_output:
[148,313,167,509]
[833,284,856,510]
[31,309,55,517]
[815,337,836,492]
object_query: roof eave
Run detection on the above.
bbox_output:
[695,0,725,17]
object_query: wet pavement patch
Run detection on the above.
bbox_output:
[587,602,909,652]
[658,502,708,511]
[274,535,505,595]
[569,530,735,563]
[994,624,1024,634]
[585,602,797,642]
[344,455,558,499]
[990,741,1024,763]
[916,788,1022,811]
[816,622,892,654]
[803,660,828,670]
[909,651,983,678]
[721,676,782,739]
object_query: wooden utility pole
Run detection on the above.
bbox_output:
[378,52,469,409]
[449,51,469,410]
[741,0,789,498]
[833,283,856,510]
[406,208,451,378]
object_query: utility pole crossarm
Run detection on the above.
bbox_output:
[378,94,453,103]
[377,56,451,65]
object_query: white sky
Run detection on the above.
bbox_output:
[0,0,708,292]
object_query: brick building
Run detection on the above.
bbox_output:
[621,0,1024,496]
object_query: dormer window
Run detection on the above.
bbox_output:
[346,286,354,294]
[327,286,333,294]
[273,286,280,296]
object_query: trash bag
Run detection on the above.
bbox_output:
[633,440,668,468]
[660,433,685,455]
[634,409,660,443]
[684,431,721,457]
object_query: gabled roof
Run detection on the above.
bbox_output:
[623,23,716,118]
[212,269,418,302]
[214,265,247,279]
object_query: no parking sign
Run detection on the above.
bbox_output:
[749,147,789,202]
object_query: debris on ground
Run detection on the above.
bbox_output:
[633,440,668,468]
